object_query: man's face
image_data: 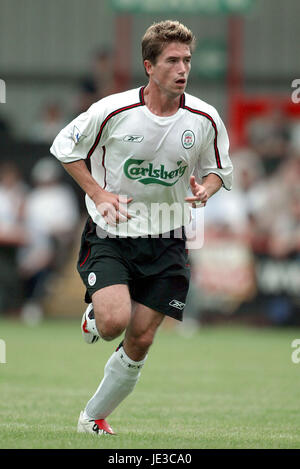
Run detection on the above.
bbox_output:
[145,42,191,97]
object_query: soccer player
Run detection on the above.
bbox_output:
[50,20,233,435]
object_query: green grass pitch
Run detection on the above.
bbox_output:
[0,317,300,449]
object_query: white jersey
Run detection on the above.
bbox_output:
[50,87,233,237]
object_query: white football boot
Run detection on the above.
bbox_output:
[77,411,116,435]
[81,303,100,344]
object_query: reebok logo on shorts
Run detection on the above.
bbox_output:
[169,299,185,310]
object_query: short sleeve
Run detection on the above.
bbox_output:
[50,103,105,163]
[194,110,233,191]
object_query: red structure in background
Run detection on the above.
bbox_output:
[228,94,300,150]
[114,15,133,93]
[113,15,300,150]
[227,16,300,150]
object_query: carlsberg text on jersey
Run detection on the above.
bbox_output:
[124,159,188,186]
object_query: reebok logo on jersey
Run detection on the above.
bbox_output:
[124,158,188,186]
[123,135,144,143]
[169,300,185,310]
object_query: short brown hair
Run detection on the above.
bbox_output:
[142,20,196,75]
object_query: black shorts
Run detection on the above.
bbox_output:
[77,217,190,321]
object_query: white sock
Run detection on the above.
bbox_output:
[84,345,147,420]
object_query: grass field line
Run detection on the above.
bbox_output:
[1,319,300,448]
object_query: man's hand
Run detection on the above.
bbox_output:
[93,190,133,226]
[61,160,133,226]
[185,175,208,208]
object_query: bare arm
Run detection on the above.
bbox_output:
[62,160,132,225]
[62,160,104,203]
[185,173,223,207]
[201,173,223,198]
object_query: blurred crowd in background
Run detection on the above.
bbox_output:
[1,46,300,328]
[0,157,80,324]
[188,113,300,329]
[0,48,115,324]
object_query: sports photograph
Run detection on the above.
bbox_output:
[0,0,300,456]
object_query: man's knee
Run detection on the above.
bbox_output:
[94,307,130,341]
[91,285,132,341]
[123,306,165,360]
[126,330,155,354]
